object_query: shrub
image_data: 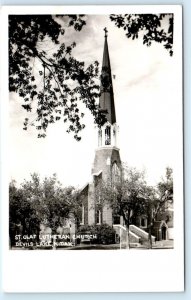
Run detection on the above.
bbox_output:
[96,224,116,244]
[77,224,116,245]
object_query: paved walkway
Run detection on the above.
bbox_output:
[152,239,174,249]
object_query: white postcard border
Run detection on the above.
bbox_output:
[1,5,184,292]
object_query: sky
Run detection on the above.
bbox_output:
[9,14,181,188]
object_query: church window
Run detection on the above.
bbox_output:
[105,126,111,145]
[80,205,85,225]
[96,210,101,224]
[112,162,120,185]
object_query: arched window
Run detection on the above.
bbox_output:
[105,126,111,145]
[112,162,120,185]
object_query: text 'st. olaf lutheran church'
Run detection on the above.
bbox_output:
[80,28,122,227]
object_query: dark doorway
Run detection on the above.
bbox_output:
[113,216,120,225]
[161,225,167,240]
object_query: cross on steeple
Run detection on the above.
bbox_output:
[104,27,108,38]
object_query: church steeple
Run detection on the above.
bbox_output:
[97,29,118,148]
[90,28,122,225]
[99,28,116,125]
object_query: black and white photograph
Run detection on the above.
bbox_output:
[1,5,184,292]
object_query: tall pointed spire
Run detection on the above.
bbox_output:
[99,28,116,125]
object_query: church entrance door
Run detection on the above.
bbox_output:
[161,225,167,240]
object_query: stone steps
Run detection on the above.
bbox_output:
[113,224,156,245]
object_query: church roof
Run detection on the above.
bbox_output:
[99,28,116,125]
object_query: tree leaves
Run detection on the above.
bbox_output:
[157,167,173,203]
[9,15,106,140]
[9,14,174,141]
[110,14,174,56]
[10,174,82,233]
[95,165,173,229]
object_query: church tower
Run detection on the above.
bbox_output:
[89,28,122,226]
[92,28,121,183]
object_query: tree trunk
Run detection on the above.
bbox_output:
[126,225,130,249]
[148,224,152,249]
[124,211,130,249]
[121,211,130,249]
[147,208,153,249]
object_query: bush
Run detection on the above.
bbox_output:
[78,224,116,245]
[96,224,116,244]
